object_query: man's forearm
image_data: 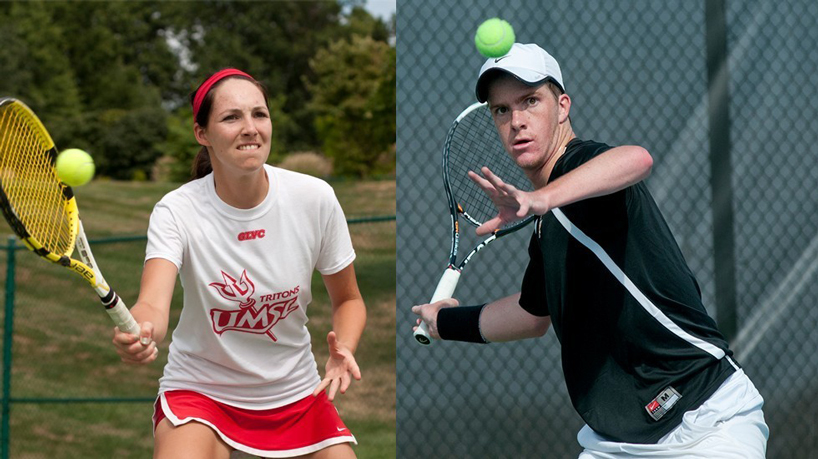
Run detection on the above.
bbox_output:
[479,293,551,342]
[535,145,653,212]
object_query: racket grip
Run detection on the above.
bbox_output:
[103,293,141,336]
[414,268,461,346]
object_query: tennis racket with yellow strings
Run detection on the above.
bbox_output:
[0,98,140,335]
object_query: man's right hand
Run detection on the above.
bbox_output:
[411,298,460,340]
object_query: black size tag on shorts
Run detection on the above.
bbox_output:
[645,386,682,421]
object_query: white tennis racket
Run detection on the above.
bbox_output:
[414,102,535,345]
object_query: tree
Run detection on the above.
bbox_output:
[52,1,182,109]
[0,1,83,146]
[157,106,200,182]
[345,6,391,43]
[0,1,394,181]
[307,35,396,177]
[168,1,348,152]
[0,1,173,178]
[94,107,168,180]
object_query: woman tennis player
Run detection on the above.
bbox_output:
[111,68,366,458]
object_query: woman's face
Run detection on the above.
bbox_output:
[194,78,272,177]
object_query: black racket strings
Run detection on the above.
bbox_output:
[446,106,532,230]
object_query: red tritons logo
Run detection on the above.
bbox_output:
[208,269,299,342]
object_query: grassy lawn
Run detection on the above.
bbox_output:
[0,177,395,458]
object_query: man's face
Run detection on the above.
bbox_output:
[487,76,568,175]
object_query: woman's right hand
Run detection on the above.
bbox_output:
[112,322,159,365]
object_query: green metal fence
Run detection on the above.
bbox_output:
[0,215,395,459]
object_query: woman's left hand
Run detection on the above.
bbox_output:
[313,331,362,401]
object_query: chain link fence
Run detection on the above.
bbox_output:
[397,1,818,457]
[0,216,395,458]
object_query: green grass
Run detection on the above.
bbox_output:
[0,178,396,458]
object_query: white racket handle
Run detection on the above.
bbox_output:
[104,294,141,336]
[414,267,461,345]
[76,221,142,337]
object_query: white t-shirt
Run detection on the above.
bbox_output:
[146,165,355,409]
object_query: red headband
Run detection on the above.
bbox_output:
[192,68,254,119]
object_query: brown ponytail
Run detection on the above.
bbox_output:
[191,147,212,180]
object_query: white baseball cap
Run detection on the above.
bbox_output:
[475,43,565,103]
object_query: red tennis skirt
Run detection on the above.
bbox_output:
[153,390,356,457]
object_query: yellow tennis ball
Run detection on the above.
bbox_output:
[474,18,515,58]
[55,148,95,187]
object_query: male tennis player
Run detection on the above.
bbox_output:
[412,43,769,457]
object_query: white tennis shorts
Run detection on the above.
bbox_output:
[577,369,768,459]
